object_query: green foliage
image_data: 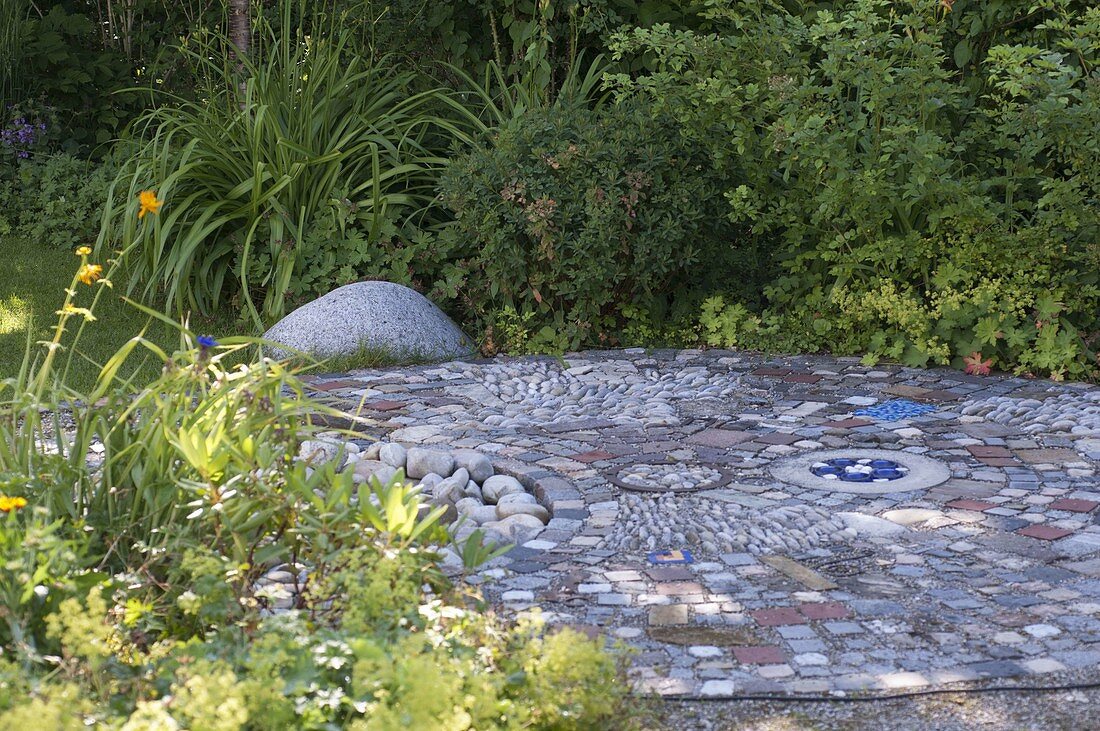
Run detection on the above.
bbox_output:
[0,154,115,247]
[372,0,708,81]
[0,0,29,108]
[0,249,637,728]
[612,0,1100,378]
[99,20,458,326]
[14,4,143,153]
[442,99,750,351]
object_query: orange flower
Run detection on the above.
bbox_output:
[0,495,27,513]
[138,190,163,219]
[77,263,103,285]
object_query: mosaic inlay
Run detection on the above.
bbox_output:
[770,448,951,494]
[810,457,909,482]
[608,462,730,493]
[854,398,936,421]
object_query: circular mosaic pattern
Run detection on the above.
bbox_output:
[810,457,909,483]
[608,462,731,493]
[770,448,951,494]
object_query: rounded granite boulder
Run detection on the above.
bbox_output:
[262,281,475,363]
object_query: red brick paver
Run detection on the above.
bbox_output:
[799,602,851,620]
[828,418,874,429]
[1049,498,1100,513]
[750,607,808,626]
[1016,525,1074,541]
[733,646,787,665]
[362,399,405,411]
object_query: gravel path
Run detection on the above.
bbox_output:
[656,676,1100,731]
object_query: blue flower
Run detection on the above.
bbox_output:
[197,335,218,349]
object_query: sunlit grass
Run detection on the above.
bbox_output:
[0,294,30,335]
[0,236,246,391]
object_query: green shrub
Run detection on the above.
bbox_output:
[0,154,115,247]
[613,0,1100,378]
[441,100,759,351]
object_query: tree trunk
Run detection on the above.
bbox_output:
[229,0,250,61]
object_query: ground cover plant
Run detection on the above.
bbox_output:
[0,207,638,729]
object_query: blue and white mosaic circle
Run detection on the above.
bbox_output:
[810,457,909,483]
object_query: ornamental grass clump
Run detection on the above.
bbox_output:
[98,4,458,327]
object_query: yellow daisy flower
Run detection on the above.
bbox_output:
[75,246,92,257]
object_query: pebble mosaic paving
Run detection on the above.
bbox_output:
[302,349,1100,697]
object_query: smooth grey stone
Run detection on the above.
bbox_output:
[468,505,500,525]
[481,475,524,504]
[455,497,481,514]
[430,498,458,524]
[353,460,397,486]
[298,439,346,470]
[496,492,538,506]
[418,473,443,491]
[496,501,549,523]
[453,449,494,483]
[263,281,475,362]
[406,447,454,479]
[432,469,470,504]
[379,443,407,469]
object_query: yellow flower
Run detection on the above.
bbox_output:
[0,495,27,513]
[77,263,103,285]
[138,190,163,219]
[75,246,92,257]
[57,303,96,321]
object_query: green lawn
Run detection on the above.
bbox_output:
[0,237,246,392]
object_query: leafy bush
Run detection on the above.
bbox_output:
[0,153,115,247]
[612,0,1100,378]
[441,100,758,351]
[11,4,144,153]
[0,229,638,727]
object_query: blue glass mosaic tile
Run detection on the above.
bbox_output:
[811,457,909,482]
[853,398,936,421]
[647,549,694,565]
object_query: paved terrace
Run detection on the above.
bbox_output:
[301,349,1100,697]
